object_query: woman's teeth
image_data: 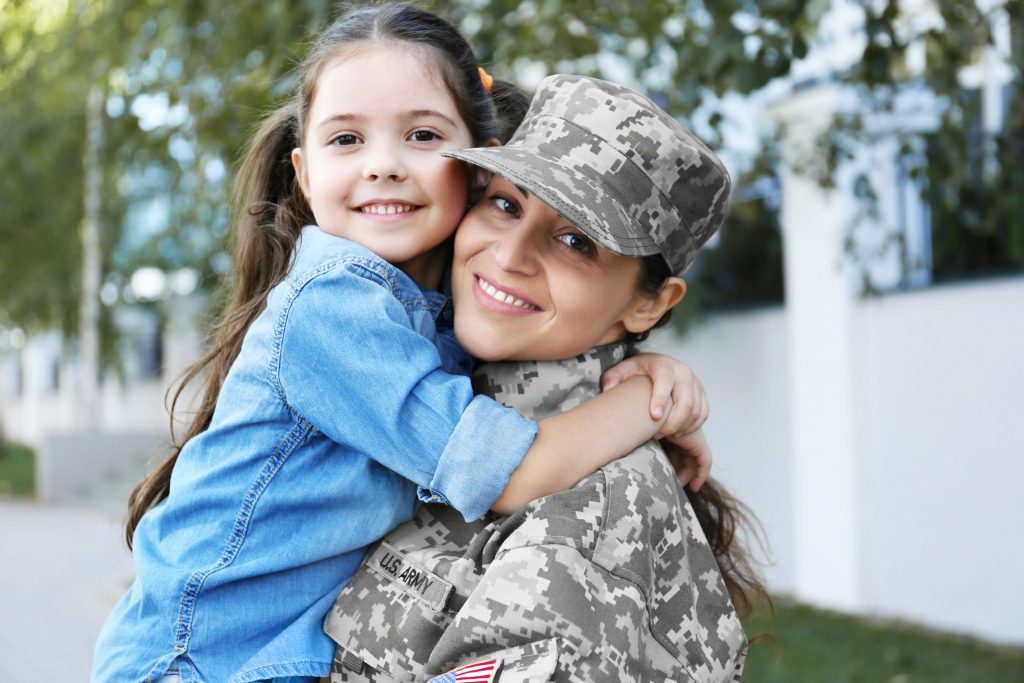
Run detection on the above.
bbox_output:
[361,204,414,215]
[478,277,537,309]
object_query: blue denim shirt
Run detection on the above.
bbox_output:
[92,226,537,683]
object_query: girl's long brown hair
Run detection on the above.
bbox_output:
[125,3,506,548]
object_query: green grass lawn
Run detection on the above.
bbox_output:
[0,441,35,496]
[744,599,1024,682]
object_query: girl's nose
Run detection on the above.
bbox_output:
[362,143,407,182]
[493,225,539,275]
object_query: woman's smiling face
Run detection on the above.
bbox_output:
[452,174,650,362]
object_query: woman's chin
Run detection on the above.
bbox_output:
[455,319,610,363]
[454,332,505,363]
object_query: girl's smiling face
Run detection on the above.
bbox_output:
[291,44,474,287]
[452,174,669,362]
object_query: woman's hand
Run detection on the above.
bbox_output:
[602,353,712,491]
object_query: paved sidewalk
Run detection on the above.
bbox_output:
[0,499,134,682]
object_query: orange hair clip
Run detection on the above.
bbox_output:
[478,67,494,94]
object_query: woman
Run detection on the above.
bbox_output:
[322,74,766,683]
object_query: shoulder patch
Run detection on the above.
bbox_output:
[427,657,501,683]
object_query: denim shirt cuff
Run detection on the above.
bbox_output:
[418,395,537,521]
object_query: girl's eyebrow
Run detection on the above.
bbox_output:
[316,110,458,129]
[316,113,365,128]
[404,109,459,128]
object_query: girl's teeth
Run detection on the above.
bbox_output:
[478,277,534,309]
[363,204,413,215]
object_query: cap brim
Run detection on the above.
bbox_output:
[443,147,660,258]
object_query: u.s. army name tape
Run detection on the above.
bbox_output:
[366,542,453,612]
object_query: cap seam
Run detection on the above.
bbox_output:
[517,147,659,246]
[529,113,704,241]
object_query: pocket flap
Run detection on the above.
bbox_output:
[324,543,458,681]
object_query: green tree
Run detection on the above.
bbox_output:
[0,0,325,339]
[2,0,1021,350]
[819,0,1024,287]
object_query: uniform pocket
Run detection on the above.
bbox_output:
[323,542,458,682]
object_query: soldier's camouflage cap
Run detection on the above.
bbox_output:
[442,73,731,276]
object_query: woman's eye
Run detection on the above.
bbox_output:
[330,133,360,146]
[409,129,440,142]
[557,232,596,255]
[491,196,521,218]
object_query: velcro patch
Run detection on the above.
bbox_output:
[366,542,453,612]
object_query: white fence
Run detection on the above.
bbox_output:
[650,274,1024,644]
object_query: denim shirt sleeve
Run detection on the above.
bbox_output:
[275,261,537,521]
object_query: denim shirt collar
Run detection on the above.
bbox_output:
[297,225,451,321]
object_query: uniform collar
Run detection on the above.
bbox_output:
[471,343,630,421]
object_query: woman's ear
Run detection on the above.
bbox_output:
[623,277,687,335]
[482,137,501,148]
[291,148,310,200]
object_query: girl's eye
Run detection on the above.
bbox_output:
[330,133,360,146]
[557,232,596,256]
[490,195,521,218]
[409,129,440,143]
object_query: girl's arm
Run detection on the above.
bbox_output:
[601,352,713,491]
[492,350,713,512]
[279,263,704,521]
[491,375,665,513]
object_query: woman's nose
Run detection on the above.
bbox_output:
[362,142,407,182]
[493,226,538,275]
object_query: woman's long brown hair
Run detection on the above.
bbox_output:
[630,254,772,619]
[125,3,507,548]
[685,480,771,620]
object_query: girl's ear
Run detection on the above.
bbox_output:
[291,148,310,200]
[623,277,687,335]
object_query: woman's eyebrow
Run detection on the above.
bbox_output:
[513,184,531,200]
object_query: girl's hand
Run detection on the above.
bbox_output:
[601,353,709,438]
[661,428,712,492]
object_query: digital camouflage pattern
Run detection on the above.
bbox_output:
[322,344,747,683]
[442,74,732,277]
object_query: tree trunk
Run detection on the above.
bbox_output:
[79,84,104,424]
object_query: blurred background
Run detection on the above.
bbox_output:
[1,0,1023,680]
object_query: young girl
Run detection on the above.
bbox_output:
[93,6,709,683]
[323,74,767,683]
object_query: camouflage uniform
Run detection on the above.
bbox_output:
[322,344,747,682]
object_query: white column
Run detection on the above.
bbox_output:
[769,83,864,611]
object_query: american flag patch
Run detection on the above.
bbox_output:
[427,657,501,683]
